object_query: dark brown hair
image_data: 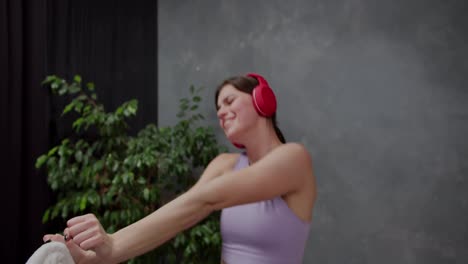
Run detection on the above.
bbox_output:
[215,76,286,143]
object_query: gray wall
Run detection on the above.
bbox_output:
[158,1,468,263]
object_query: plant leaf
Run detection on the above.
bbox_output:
[74,75,82,83]
[35,155,48,168]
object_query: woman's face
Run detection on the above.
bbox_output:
[216,84,258,141]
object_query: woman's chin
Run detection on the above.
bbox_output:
[225,130,241,143]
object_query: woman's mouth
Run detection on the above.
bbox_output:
[223,119,233,129]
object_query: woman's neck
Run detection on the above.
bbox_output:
[242,123,283,164]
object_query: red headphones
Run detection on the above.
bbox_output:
[232,73,277,149]
[247,73,277,117]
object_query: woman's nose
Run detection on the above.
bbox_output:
[217,107,227,119]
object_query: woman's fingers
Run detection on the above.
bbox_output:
[43,234,54,242]
[70,224,105,250]
[43,233,65,243]
[78,233,106,251]
[65,237,97,263]
[42,215,103,263]
[41,233,90,263]
[67,213,93,227]
[64,213,109,252]
[42,214,112,262]
[65,213,101,241]
[67,214,100,236]
[66,222,90,241]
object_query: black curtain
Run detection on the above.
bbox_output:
[0,0,50,262]
[47,0,158,138]
[0,0,157,262]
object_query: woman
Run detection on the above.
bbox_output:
[44,73,317,264]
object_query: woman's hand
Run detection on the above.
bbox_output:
[42,233,97,263]
[64,213,115,263]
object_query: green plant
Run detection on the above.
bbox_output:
[36,75,226,263]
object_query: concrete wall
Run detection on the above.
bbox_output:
[158,1,468,263]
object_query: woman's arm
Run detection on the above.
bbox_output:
[195,142,313,210]
[65,153,239,263]
[62,187,212,263]
[110,185,215,262]
[67,143,313,263]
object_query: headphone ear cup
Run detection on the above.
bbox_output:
[229,73,277,149]
[252,82,277,117]
[247,73,277,117]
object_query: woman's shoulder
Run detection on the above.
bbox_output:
[272,143,315,188]
[195,152,241,186]
[214,152,242,162]
[209,152,242,172]
[262,142,314,176]
[274,142,312,162]
[281,142,310,152]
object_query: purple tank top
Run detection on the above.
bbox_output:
[220,153,311,264]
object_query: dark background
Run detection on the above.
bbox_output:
[0,0,157,262]
[2,0,468,263]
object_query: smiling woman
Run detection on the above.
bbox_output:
[214,74,314,263]
[43,73,317,264]
[215,74,285,150]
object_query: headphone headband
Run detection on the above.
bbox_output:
[247,73,269,87]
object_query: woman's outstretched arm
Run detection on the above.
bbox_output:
[63,143,313,263]
[60,153,238,263]
[66,185,215,263]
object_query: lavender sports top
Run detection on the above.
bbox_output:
[220,153,311,264]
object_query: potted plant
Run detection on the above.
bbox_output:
[36,75,226,263]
